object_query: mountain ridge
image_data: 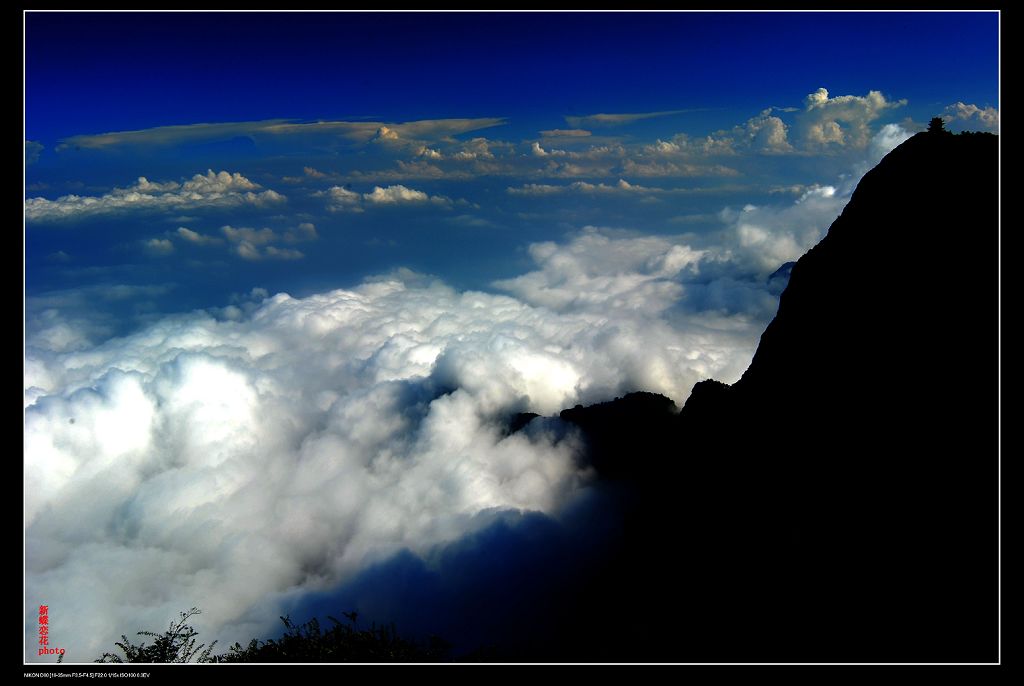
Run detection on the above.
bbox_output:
[555,129,999,661]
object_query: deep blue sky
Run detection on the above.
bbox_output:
[26,11,998,141]
[24,10,1000,341]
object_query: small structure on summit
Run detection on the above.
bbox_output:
[928,116,951,134]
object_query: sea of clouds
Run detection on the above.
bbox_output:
[24,145,887,660]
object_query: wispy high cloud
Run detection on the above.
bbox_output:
[539,129,592,138]
[221,225,279,246]
[283,222,318,243]
[55,119,292,151]
[507,179,660,196]
[170,222,316,261]
[25,171,286,222]
[57,117,507,151]
[379,118,507,141]
[26,140,44,164]
[565,109,699,128]
[142,238,174,256]
[617,159,741,178]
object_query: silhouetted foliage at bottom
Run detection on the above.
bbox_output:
[97,608,218,663]
[100,608,451,663]
[219,612,452,662]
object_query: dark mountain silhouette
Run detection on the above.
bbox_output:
[766,260,796,294]
[555,129,999,661]
[131,130,994,664]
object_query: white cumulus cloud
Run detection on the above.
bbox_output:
[869,123,913,162]
[715,183,848,274]
[942,101,999,130]
[737,109,793,153]
[531,141,569,157]
[317,186,364,212]
[315,184,451,210]
[25,226,793,661]
[493,229,705,317]
[799,87,907,149]
[176,227,223,246]
[451,138,496,160]
[363,184,430,204]
[363,184,450,206]
[25,171,286,222]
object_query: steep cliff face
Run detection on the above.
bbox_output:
[561,131,999,661]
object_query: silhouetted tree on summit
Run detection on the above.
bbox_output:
[928,116,950,134]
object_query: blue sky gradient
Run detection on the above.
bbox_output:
[26,10,1000,334]
[27,12,997,142]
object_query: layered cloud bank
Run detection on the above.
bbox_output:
[25,171,285,222]
[24,208,838,659]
